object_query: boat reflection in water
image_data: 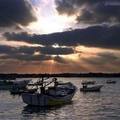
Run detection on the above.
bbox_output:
[22,101,73,115]
[22,77,76,106]
[22,105,57,114]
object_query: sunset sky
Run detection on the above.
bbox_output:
[0,0,120,73]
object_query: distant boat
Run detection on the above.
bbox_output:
[106,80,116,84]
[80,81,103,92]
[22,77,76,106]
[81,80,95,85]
[10,79,31,94]
[0,80,13,90]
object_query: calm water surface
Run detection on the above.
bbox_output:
[0,77,120,120]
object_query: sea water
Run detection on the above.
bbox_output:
[0,77,120,120]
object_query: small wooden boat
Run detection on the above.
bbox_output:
[80,80,103,92]
[106,80,116,84]
[81,80,95,85]
[22,77,76,106]
[80,84,103,92]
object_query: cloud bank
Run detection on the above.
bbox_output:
[4,25,120,50]
[55,0,120,24]
[0,0,36,27]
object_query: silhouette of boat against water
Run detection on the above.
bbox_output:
[80,80,103,92]
[22,77,76,106]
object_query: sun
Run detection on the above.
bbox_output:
[27,0,76,34]
[28,14,76,34]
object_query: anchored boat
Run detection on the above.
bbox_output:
[80,80,103,92]
[106,80,116,84]
[22,77,76,106]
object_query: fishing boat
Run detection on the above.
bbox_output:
[80,81,103,92]
[22,77,76,106]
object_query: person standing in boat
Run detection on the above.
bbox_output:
[40,77,45,94]
[53,78,58,87]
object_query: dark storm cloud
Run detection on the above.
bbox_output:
[0,45,74,55]
[0,45,52,61]
[0,0,36,27]
[55,0,78,15]
[55,0,120,24]
[39,47,74,55]
[0,45,17,55]
[0,52,68,64]
[0,45,73,63]
[1,54,52,62]
[4,25,120,50]
[54,56,67,64]
[0,45,36,55]
[17,46,74,55]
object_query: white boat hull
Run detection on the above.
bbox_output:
[80,85,103,92]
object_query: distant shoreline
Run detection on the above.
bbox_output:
[0,73,120,79]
